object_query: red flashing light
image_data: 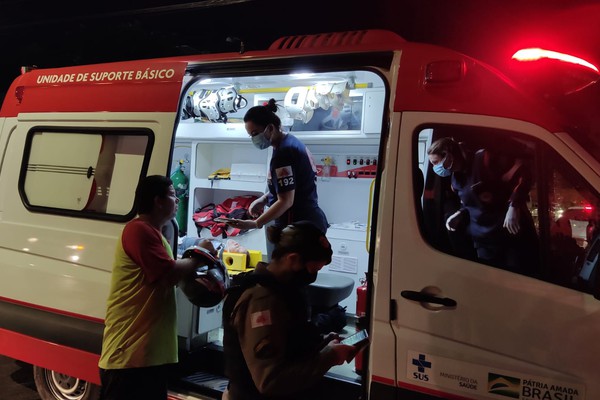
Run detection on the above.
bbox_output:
[512,48,598,73]
[584,205,593,212]
[15,86,24,104]
[509,47,600,95]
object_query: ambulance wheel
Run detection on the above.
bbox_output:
[33,366,101,400]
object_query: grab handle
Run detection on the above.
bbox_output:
[366,179,375,252]
[401,290,457,308]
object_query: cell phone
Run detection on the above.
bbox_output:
[341,329,369,348]
[213,217,235,223]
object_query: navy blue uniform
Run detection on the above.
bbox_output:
[267,134,328,233]
[451,149,538,274]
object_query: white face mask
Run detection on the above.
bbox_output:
[251,126,271,150]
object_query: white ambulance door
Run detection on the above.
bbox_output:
[391,112,600,400]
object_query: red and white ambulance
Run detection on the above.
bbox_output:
[1,29,599,400]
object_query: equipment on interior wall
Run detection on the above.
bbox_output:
[183,86,248,123]
[171,159,189,236]
[355,274,368,373]
[192,195,258,238]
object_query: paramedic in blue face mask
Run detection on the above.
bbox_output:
[227,98,329,239]
[427,137,539,275]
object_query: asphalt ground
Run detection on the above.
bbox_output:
[0,356,40,400]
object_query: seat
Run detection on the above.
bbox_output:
[306,273,355,308]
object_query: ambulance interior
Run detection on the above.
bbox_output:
[168,68,386,390]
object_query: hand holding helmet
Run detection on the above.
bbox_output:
[180,242,230,308]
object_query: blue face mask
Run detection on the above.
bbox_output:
[251,127,271,150]
[433,158,453,177]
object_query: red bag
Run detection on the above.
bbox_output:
[193,196,258,238]
[192,203,217,232]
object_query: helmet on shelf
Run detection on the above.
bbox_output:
[179,246,230,308]
[198,91,224,122]
[217,86,248,115]
[305,87,319,109]
[284,86,314,124]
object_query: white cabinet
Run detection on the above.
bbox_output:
[322,223,369,315]
[185,140,271,256]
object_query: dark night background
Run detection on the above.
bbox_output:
[1,2,600,398]
[1,0,600,131]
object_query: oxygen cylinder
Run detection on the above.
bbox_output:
[171,159,188,236]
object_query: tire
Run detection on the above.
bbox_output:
[33,366,101,400]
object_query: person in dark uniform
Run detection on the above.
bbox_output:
[221,221,358,400]
[226,99,329,236]
[427,137,539,275]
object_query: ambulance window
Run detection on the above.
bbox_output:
[417,125,600,292]
[418,126,534,264]
[413,125,600,289]
[21,130,151,219]
[542,149,600,291]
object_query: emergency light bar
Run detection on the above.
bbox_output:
[512,48,599,73]
[509,47,600,95]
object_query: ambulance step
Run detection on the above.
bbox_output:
[168,390,218,400]
[177,371,228,398]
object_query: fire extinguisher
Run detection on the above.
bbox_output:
[355,273,368,374]
[356,273,368,318]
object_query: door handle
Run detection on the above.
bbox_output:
[401,290,457,308]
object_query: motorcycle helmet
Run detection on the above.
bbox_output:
[180,245,230,308]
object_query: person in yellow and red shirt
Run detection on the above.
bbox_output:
[98,175,215,400]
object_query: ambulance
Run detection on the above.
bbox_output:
[1,29,599,400]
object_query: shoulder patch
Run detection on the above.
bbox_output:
[275,166,293,179]
[251,310,272,328]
